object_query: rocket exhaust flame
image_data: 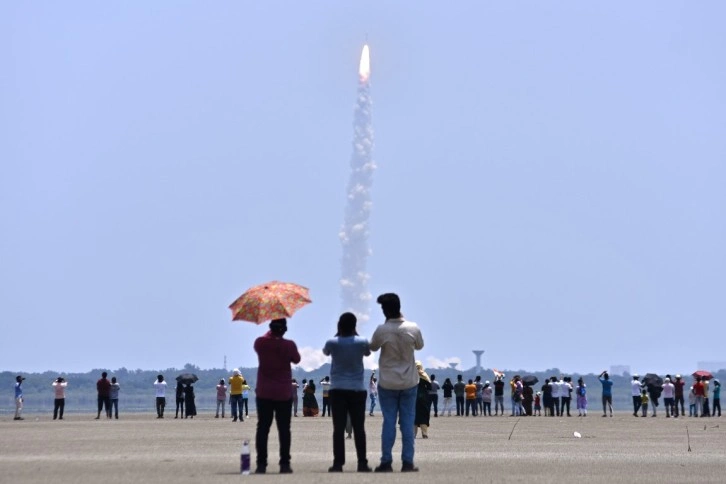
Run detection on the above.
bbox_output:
[359,44,370,83]
[340,44,375,323]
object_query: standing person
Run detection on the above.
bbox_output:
[689,386,697,417]
[441,377,454,417]
[96,372,112,420]
[702,379,711,417]
[640,389,649,417]
[110,377,120,419]
[369,293,424,473]
[254,318,301,474]
[368,374,378,416]
[174,381,185,418]
[599,371,613,417]
[291,379,300,417]
[322,312,372,472]
[522,382,534,416]
[228,369,244,422]
[712,380,721,417]
[542,381,553,416]
[428,374,440,418]
[560,377,573,417]
[576,377,587,416]
[414,362,432,437]
[474,376,484,416]
[494,376,505,416]
[14,375,25,420]
[648,381,661,417]
[154,375,167,419]
[241,378,252,418]
[693,377,705,417]
[320,376,332,417]
[534,392,542,416]
[302,379,319,416]
[52,377,67,420]
[631,374,643,416]
[183,383,196,418]
[215,379,227,418]
[673,374,686,418]
[453,375,466,416]
[549,377,561,417]
[465,379,477,416]
[662,377,675,418]
[511,376,523,416]
[482,381,493,416]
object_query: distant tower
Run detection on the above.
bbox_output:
[472,350,484,376]
[224,355,227,372]
[448,362,458,371]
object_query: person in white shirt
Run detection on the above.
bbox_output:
[631,375,643,416]
[549,377,561,416]
[662,377,675,418]
[154,374,167,418]
[369,293,424,473]
[52,377,68,420]
[368,374,378,416]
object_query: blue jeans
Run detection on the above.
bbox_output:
[230,394,243,420]
[377,385,417,465]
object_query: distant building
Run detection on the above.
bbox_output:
[610,365,630,377]
[697,361,726,372]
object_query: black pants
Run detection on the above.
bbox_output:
[465,399,476,416]
[713,399,721,417]
[483,401,491,415]
[330,390,367,467]
[674,395,685,416]
[256,398,292,469]
[553,398,561,416]
[322,396,330,416]
[97,396,110,417]
[156,397,166,417]
[455,396,465,416]
[53,398,65,419]
[561,397,571,416]
[428,394,439,416]
[632,395,641,415]
[175,398,185,417]
[242,398,249,416]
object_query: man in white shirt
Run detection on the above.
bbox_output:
[631,375,643,417]
[154,374,167,418]
[369,293,424,473]
[662,377,675,418]
[549,377,561,416]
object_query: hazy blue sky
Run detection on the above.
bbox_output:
[2,2,724,375]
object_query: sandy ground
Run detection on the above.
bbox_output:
[1,412,724,483]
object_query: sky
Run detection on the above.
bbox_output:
[2,2,725,375]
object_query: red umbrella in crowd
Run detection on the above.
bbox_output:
[692,370,713,380]
[229,281,311,324]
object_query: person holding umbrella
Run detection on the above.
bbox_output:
[254,318,301,474]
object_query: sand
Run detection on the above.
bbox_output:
[1,412,724,483]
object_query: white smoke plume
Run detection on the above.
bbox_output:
[339,45,375,324]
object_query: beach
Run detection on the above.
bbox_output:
[1,412,724,483]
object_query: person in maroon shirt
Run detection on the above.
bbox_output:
[254,318,301,474]
[673,374,686,417]
[693,377,705,417]
[95,372,112,419]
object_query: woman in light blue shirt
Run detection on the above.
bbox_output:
[322,312,371,473]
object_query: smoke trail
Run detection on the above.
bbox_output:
[339,45,375,323]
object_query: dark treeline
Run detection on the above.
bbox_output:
[3,364,724,415]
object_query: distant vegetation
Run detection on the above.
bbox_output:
[2,364,723,415]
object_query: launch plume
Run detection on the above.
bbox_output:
[339,44,375,323]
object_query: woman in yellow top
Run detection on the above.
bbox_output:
[465,379,477,416]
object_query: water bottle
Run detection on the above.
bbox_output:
[240,439,251,475]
